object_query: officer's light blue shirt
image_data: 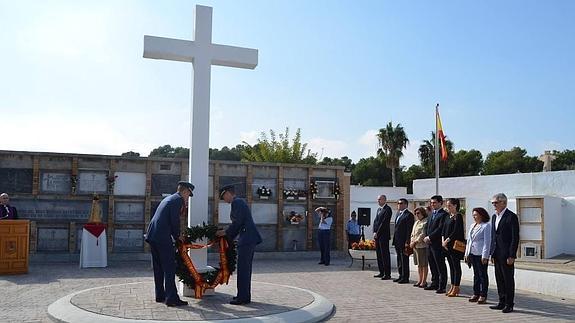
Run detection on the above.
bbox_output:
[318,216,333,230]
[346,219,360,235]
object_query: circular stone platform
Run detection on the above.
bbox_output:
[48,281,334,323]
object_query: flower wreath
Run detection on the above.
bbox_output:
[175,223,237,298]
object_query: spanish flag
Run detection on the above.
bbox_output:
[436,107,448,161]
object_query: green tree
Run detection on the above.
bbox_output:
[209,144,248,161]
[318,156,353,172]
[121,151,140,157]
[448,149,483,177]
[483,147,543,175]
[241,128,317,164]
[418,131,454,177]
[148,145,189,158]
[352,156,392,186]
[377,122,409,187]
[552,149,575,170]
[402,164,429,193]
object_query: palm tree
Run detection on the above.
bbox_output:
[377,122,409,187]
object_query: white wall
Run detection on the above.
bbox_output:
[563,197,575,254]
[350,185,411,231]
[544,196,563,258]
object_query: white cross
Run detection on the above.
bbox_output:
[143,4,257,289]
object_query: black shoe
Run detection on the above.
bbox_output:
[502,306,514,313]
[381,276,392,280]
[413,283,421,287]
[398,280,410,284]
[318,262,325,265]
[324,263,330,266]
[419,283,428,288]
[423,285,438,290]
[490,304,505,310]
[393,278,402,282]
[435,289,446,294]
[230,299,251,305]
[155,298,165,303]
[374,274,384,278]
[166,300,188,307]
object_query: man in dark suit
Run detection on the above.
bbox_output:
[373,194,392,280]
[489,193,520,313]
[423,195,448,293]
[393,198,414,283]
[0,193,18,220]
[145,181,194,307]
[217,184,263,305]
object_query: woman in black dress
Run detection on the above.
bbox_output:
[442,198,465,297]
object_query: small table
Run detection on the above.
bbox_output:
[80,223,107,268]
[348,249,377,270]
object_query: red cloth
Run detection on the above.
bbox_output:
[84,223,107,238]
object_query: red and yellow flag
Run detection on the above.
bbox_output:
[436,109,448,161]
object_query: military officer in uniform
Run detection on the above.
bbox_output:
[217,184,262,305]
[145,181,194,307]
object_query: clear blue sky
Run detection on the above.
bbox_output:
[1,0,574,167]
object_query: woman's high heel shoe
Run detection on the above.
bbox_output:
[447,285,460,297]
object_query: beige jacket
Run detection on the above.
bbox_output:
[410,218,428,248]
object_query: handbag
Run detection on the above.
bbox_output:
[453,240,466,253]
[404,245,414,256]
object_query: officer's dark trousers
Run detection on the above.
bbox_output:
[237,244,256,302]
[149,242,179,303]
[318,229,331,265]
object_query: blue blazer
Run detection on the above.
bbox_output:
[225,197,262,247]
[145,193,183,245]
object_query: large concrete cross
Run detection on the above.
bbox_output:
[143,4,257,276]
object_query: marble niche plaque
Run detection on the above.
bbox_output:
[78,171,108,194]
[114,172,146,196]
[151,174,181,196]
[115,202,144,223]
[114,229,144,252]
[40,172,71,194]
[17,200,108,221]
[0,168,33,193]
[251,203,278,224]
[37,228,69,251]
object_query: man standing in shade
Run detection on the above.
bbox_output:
[393,198,414,283]
[423,195,449,293]
[373,195,392,280]
[489,193,520,313]
[0,193,18,220]
[145,181,194,307]
[316,206,333,266]
[217,184,262,305]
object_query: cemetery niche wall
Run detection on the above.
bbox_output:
[0,151,349,259]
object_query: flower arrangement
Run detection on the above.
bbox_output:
[297,189,308,200]
[309,181,318,199]
[334,182,341,199]
[283,188,298,199]
[351,239,376,250]
[70,175,78,194]
[106,175,118,194]
[256,186,272,199]
[286,211,304,224]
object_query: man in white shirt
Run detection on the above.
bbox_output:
[316,207,333,266]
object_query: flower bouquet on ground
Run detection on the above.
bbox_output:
[351,239,376,250]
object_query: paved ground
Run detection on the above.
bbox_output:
[1,256,574,322]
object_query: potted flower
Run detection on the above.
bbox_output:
[256,186,272,199]
[309,181,318,199]
[297,189,307,200]
[286,211,304,224]
[333,182,341,200]
[283,188,296,200]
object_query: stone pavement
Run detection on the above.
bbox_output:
[1,256,575,322]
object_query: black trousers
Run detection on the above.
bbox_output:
[318,230,331,265]
[236,244,256,302]
[470,255,489,297]
[149,242,179,303]
[429,245,447,289]
[375,237,391,276]
[395,245,410,280]
[446,252,462,285]
[347,234,361,249]
[494,256,515,307]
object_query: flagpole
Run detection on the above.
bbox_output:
[435,103,440,195]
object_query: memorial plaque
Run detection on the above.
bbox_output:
[114,229,144,252]
[253,166,278,178]
[78,171,108,194]
[283,167,307,179]
[115,202,145,223]
[255,226,276,252]
[219,176,246,198]
[218,202,231,224]
[282,227,307,251]
[0,168,33,193]
[40,172,71,193]
[16,199,108,221]
[37,228,69,251]
[312,168,336,177]
[284,179,306,190]
[315,180,335,199]
[252,178,277,199]
[252,203,278,224]
[151,174,180,196]
[114,172,146,196]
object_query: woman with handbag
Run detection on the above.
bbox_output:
[441,198,465,297]
[464,207,492,304]
[409,207,429,288]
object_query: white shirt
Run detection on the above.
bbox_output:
[494,207,508,230]
[319,216,333,230]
